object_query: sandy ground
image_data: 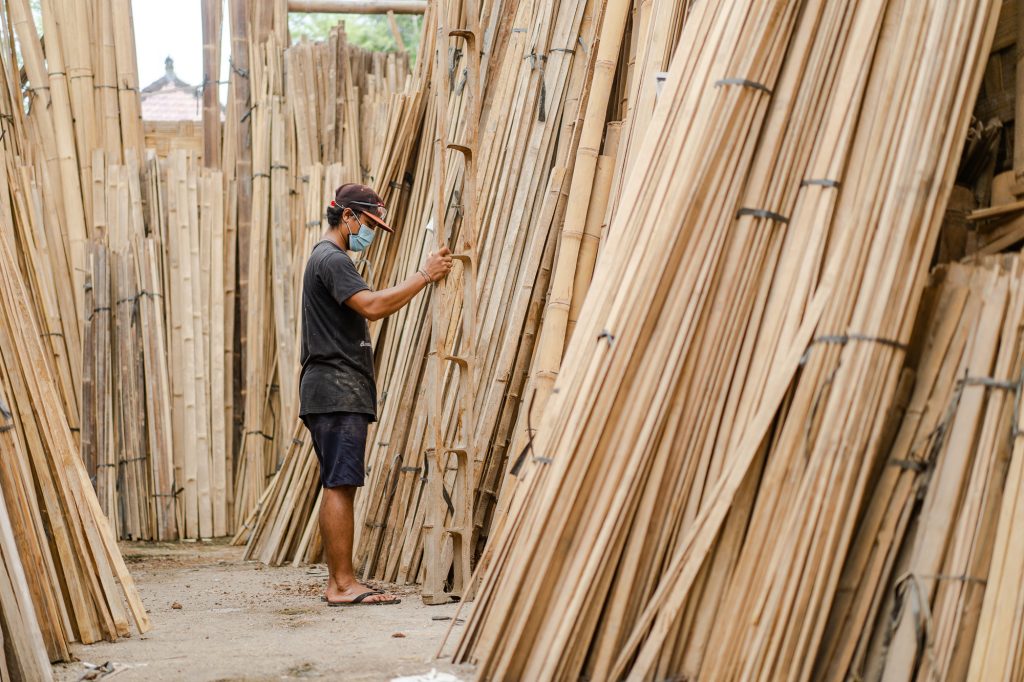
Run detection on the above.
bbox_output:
[53,542,477,681]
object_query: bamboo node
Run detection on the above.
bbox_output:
[714,77,773,95]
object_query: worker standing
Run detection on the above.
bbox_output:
[300,183,452,606]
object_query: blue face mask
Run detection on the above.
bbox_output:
[348,219,376,252]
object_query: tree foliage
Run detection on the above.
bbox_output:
[288,13,422,65]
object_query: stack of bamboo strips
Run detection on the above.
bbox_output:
[453,0,999,679]
[0,2,153,662]
[816,253,1024,680]
[0,390,54,682]
[0,200,150,657]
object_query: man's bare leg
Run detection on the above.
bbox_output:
[320,485,398,603]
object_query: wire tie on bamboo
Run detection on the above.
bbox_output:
[800,178,841,188]
[550,46,575,55]
[737,207,789,223]
[888,457,929,472]
[39,331,64,338]
[400,466,422,474]
[244,430,274,442]
[713,77,773,95]
[577,36,590,56]
[959,376,1018,391]
[524,50,549,121]
[891,572,937,660]
[0,394,12,433]
[511,27,527,33]
[228,58,249,79]
[799,333,909,366]
[241,104,257,123]
[271,164,289,171]
[152,488,184,499]
[87,305,112,321]
[253,172,270,179]
[291,438,304,447]
[598,329,615,346]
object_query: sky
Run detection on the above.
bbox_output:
[133,1,229,92]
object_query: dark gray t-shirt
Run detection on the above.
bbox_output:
[299,241,376,420]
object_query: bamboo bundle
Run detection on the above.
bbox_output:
[968,343,1024,681]
[454,1,998,680]
[0,421,53,681]
[0,201,150,655]
[816,254,1024,681]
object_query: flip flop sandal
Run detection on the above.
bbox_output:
[323,591,402,607]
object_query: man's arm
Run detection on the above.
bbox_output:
[346,247,453,321]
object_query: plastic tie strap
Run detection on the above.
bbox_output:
[714,77,772,95]
[800,178,840,188]
[737,207,789,223]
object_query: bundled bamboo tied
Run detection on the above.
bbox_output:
[817,254,1024,681]
[454,0,999,680]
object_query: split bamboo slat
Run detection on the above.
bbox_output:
[421,0,484,604]
[816,254,1024,681]
[453,1,1000,680]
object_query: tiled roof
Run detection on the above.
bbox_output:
[140,57,214,122]
[141,84,203,122]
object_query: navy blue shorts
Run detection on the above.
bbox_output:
[301,411,371,488]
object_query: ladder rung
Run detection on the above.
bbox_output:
[444,354,473,367]
[448,29,477,43]
[447,142,474,159]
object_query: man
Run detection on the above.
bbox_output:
[300,183,452,606]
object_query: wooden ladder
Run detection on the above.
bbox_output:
[422,0,482,605]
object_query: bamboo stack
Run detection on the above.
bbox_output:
[453,1,999,680]
[0,396,53,682]
[0,205,150,656]
[0,6,156,665]
[816,254,1024,681]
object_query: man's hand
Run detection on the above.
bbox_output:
[422,246,454,282]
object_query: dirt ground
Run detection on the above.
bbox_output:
[53,542,477,681]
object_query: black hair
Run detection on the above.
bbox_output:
[326,203,345,227]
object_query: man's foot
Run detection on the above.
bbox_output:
[324,581,400,606]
